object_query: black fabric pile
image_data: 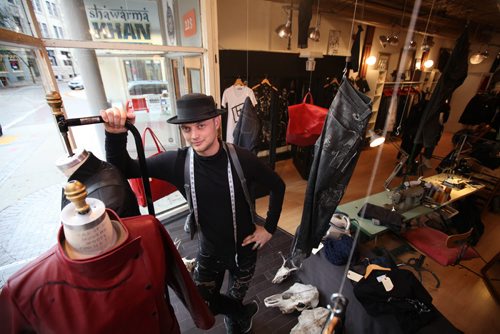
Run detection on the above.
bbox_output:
[353,268,438,334]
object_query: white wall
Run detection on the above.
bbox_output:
[217,0,352,55]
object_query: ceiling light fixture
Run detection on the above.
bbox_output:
[368,130,385,147]
[469,48,489,65]
[366,55,377,65]
[421,36,435,52]
[423,59,434,68]
[308,0,321,42]
[276,1,293,39]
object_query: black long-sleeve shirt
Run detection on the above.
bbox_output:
[105,132,285,258]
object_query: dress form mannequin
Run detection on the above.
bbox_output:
[61,180,127,259]
[56,148,90,177]
[57,148,141,218]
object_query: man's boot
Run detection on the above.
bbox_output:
[237,300,259,334]
[223,316,241,334]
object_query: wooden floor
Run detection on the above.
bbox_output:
[169,132,499,333]
[165,216,299,333]
[256,132,500,334]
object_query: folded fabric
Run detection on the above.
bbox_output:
[357,203,406,233]
[324,234,354,266]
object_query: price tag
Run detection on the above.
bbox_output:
[382,276,394,291]
[347,270,363,282]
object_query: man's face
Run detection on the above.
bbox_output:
[179,116,220,156]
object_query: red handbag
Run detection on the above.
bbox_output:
[129,127,177,207]
[286,92,328,147]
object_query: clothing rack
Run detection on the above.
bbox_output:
[383,81,423,86]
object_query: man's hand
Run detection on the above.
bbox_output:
[242,225,272,250]
[100,107,136,134]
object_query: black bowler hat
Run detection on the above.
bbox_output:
[167,93,226,124]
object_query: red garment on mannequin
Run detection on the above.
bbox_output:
[0,211,214,334]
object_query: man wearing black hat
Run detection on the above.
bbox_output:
[101,93,286,333]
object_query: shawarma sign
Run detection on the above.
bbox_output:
[85,0,162,44]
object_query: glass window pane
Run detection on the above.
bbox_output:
[0,45,61,283]
[0,0,34,36]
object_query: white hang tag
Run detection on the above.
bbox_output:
[312,243,324,254]
[347,270,363,282]
[376,275,386,282]
[382,276,394,291]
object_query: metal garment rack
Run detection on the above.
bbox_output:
[47,91,155,216]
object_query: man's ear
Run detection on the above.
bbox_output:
[214,115,221,129]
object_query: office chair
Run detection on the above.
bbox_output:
[399,226,479,288]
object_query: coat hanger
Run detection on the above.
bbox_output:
[364,264,391,278]
[323,76,340,88]
[252,76,278,91]
[234,76,244,86]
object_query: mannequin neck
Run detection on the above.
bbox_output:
[61,201,127,260]
[56,148,90,177]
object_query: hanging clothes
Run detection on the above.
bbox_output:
[233,96,261,154]
[253,83,289,168]
[319,77,340,108]
[221,85,257,143]
[290,78,372,264]
[349,25,363,73]
[0,211,215,334]
[459,93,499,126]
[298,0,313,49]
[415,28,469,148]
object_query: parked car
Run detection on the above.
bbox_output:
[68,76,84,90]
[127,80,168,96]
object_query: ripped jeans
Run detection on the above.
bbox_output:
[193,250,257,319]
[291,79,372,264]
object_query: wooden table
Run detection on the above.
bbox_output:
[337,173,485,238]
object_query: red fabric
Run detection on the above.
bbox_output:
[0,211,214,334]
[402,227,479,266]
[286,92,328,147]
[129,127,177,207]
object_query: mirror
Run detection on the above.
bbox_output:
[395,48,417,81]
[482,252,500,304]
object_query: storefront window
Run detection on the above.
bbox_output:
[54,0,203,47]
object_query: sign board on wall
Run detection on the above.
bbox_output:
[85,0,162,44]
[176,0,201,47]
[182,9,196,37]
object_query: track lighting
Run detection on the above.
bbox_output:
[308,1,321,42]
[469,49,489,65]
[423,59,434,68]
[366,55,377,65]
[276,1,293,39]
[308,26,320,41]
[276,20,292,39]
[368,130,385,148]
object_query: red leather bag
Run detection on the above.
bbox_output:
[129,127,177,207]
[286,92,328,147]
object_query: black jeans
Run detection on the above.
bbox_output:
[291,79,372,264]
[193,250,257,319]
